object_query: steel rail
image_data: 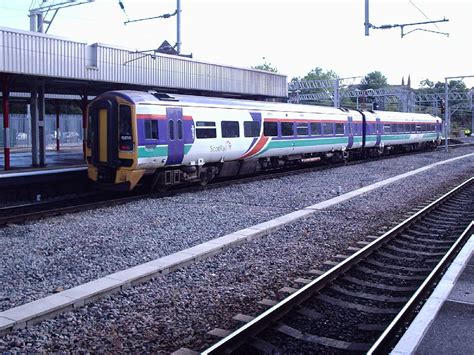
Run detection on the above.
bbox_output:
[0,145,469,227]
[202,177,473,354]
[368,220,474,354]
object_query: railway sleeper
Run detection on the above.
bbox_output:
[342,276,417,292]
[274,323,371,351]
[385,244,447,257]
[316,294,400,314]
[399,232,454,244]
[365,259,433,273]
[329,285,409,303]
[393,238,450,250]
[355,266,427,281]
[248,337,282,354]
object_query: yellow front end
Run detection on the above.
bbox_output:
[86,95,145,191]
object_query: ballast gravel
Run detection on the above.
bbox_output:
[0,147,473,352]
[0,147,472,311]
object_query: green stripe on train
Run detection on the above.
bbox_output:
[257,137,350,156]
[138,144,192,158]
[366,133,437,142]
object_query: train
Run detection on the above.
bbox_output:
[85,90,442,191]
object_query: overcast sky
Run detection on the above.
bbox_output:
[0,0,473,88]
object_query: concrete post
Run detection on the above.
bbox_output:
[38,82,45,166]
[81,96,88,159]
[31,84,39,166]
[55,100,60,151]
[2,75,10,170]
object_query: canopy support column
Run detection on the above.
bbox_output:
[2,75,10,170]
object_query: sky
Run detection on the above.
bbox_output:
[0,0,473,89]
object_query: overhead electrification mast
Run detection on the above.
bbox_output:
[29,0,95,33]
[364,0,449,38]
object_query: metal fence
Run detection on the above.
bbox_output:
[0,114,83,148]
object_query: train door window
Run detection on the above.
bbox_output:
[119,105,133,151]
[221,121,240,138]
[322,122,333,135]
[168,120,175,140]
[310,122,321,135]
[144,120,159,140]
[263,122,278,137]
[335,123,344,135]
[244,121,260,137]
[281,122,294,136]
[177,120,183,140]
[196,121,217,139]
[296,122,309,136]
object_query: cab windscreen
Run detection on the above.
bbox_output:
[119,105,134,151]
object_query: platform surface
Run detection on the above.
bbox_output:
[392,233,474,355]
[0,146,85,174]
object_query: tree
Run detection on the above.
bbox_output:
[360,71,388,90]
[291,67,338,83]
[419,78,435,90]
[252,61,278,73]
[289,67,339,107]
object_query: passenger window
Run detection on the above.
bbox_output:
[383,125,391,133]
[322,122,333,135]
[416,125,422,132]
[335,123,344,135]
[169,120,175,140]
[263,122,278,137]
[177,120,183,140]
[145,119,159,140]
[221,121,240,138]
[411,124,416,132]
[296,122,309,136]
[244,121,260,137]
[281,122,294,136]
[196,121,217,139]
[310,122,321,135]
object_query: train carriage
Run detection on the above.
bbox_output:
[86,90,441,191]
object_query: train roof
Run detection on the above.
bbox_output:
[105,90,440,121]
[108,90,358,116]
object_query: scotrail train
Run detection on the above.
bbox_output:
[86,90,441,191]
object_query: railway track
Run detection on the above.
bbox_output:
[0,146,468,227]
[0,152,397,226]
[202,177,474,354]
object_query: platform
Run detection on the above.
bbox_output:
[391,231,474,355]
[0,146,86,188]
[0,146,84,171]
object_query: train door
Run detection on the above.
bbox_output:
[88,98,118,166]
[347,116,354,148]
[375,117,382,146]
[166,107,185,165]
